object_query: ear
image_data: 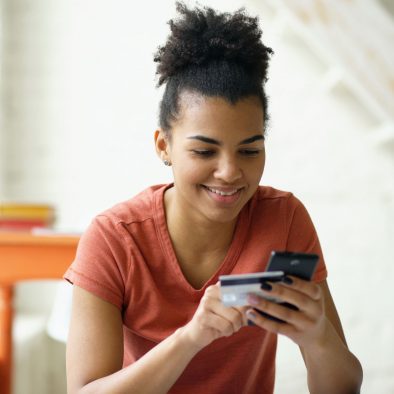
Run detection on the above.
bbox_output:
[154,129,171,163]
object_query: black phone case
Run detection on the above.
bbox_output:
[266,251,319,281]
[249,251,319,325]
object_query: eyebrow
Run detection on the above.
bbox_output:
[187,134,264,146]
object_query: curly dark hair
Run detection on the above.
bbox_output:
[154,2,273,134]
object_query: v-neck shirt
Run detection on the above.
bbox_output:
[64,183,327,394]
[153,184,250,294]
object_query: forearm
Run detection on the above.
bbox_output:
[302,320,363,394]
[78,327,200,394]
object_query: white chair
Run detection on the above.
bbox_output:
[46,282,73,343]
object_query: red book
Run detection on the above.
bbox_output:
[0,218,50,231]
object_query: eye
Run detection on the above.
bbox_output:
[239,149,261,156]
[191,149,216,157]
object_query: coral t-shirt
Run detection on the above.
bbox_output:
[64,184,327,394]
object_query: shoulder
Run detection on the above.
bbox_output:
[78,184,169,249]
[251,185,302,211]
[247,186,309,232]
[95,184,168,228]
[67,185,170,306]
[254,185,292,200]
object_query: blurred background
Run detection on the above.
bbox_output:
[1,0,393,393]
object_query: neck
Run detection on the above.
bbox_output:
[164,187,238,263]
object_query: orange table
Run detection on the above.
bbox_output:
[0,231,79,394]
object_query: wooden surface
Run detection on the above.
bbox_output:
[0,231,79,394]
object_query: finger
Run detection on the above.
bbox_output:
[279,276,322,301]
[247,294,313,328]
[245,308,296,337]
[208,298,245,332]
[201,288,245,332]
[261,282,319,315]
[196,306,242,337]
[205,283,221,298]
[234,305,250,326]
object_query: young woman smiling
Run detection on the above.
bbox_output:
[64,3,362,393]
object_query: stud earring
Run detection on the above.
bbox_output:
[163,160,171,166]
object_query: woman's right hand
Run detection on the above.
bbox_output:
[180,283,248,350]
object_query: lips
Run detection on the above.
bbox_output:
[202,184,244,204]
[203,185,241,196]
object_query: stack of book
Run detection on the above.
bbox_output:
[0,203,55,231]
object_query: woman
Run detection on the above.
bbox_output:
[64,3,363,393]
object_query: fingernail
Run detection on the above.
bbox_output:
[246,310,257,319]
[247,294,260,305]
[283,276,293,285]
[261,282,272,291]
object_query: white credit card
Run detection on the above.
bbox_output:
[219,271,285,307]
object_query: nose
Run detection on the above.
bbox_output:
[213,155,242,183]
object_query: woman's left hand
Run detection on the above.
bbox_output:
[246,276,328,349]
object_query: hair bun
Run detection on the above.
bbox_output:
[154,2,273,86]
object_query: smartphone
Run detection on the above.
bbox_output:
[252,251,320,324]
[219,271,285,307]
[265,251,319,280]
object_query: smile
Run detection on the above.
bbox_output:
[201,185,244,206]
[204,186,240,196]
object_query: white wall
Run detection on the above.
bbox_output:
[0,0,5,195]
[1,0,250,229]
[2,0,394,393]
[253,3,394,393]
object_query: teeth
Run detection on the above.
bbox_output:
[205,186,239,196]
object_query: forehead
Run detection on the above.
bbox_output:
[172,92,265,139]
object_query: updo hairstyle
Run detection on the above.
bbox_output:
[154,2,273,135]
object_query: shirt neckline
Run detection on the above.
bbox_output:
[153,183,251,295]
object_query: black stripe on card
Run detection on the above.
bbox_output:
[220,275,284,287]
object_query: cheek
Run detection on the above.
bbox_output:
[173,157,209,184]
[257,152,266,174]
[259,156,266,175]
[245,156,265,180]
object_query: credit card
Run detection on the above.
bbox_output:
[219,271,285,307]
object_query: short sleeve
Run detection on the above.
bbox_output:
[63,215,130,309]
[286,196,328,283]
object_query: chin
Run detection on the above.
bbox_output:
[203,207,243,225]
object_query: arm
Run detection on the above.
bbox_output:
[300,280,362,394]
[67,284,246,394]
[246,278,363,394]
